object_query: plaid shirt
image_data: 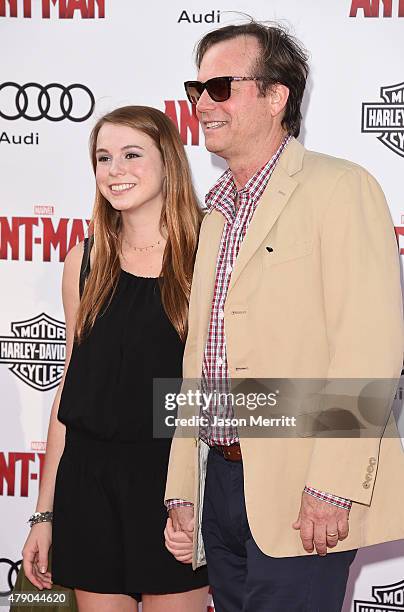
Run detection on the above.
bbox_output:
[167,135,352,512]
[198,135,291,445]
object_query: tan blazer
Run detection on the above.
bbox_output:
[165,138,404,567]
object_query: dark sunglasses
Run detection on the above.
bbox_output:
[184,76,265,104]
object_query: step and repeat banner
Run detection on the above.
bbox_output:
[1,1,404,610]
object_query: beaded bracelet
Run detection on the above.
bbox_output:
[28,511,53,528]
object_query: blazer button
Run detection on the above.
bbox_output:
[363,481,371,489]
[367,465,374,473]
[369,457,377,465]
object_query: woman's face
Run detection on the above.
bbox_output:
[95,123,165,213]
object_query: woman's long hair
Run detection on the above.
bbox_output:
[75,105,203,343]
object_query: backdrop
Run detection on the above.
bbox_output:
[1,1,404,610]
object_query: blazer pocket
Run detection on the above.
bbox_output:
[264,240,313,267]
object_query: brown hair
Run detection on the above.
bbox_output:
[75,105,203,343]
[196,21,309,137]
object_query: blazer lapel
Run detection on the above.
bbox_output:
[228,138,305,295]
[196,209,226,351]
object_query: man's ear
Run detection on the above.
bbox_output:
[268,83,289,118]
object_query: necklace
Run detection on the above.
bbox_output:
[123,236,162,253]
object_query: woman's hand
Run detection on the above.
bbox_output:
[164,517,193,564]
[22,522,53,590]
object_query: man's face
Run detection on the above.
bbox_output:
[196,35,273,164]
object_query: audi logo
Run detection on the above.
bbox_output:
[0,82,95,122]
[0,557,21,596]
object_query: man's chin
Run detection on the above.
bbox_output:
[203,136,224,155]
[205,143,217,153]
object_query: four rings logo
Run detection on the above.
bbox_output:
[0,82,95,122]
[354,578,404,611]
[0,313,66,391]
[362,82,404,157]
[0,558,21,597]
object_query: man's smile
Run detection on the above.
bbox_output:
[204,121,228,130]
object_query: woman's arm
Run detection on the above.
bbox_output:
[22,241,84,588]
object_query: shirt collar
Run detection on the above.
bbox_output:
[205,134,292,214]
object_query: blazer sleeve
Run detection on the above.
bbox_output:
[306,166,404,504]
[164,226,207,504]
[164,329,199,504]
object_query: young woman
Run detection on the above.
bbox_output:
[21,106,209,611]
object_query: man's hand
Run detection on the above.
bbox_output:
[164,517,193,564]
[169,505,194,536]
[292,491,349,556]
[165,506,195,563]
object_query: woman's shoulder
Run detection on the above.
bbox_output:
[64,241,85,274]
[62,241,86,304]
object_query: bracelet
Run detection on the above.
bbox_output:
[28,511,53,528]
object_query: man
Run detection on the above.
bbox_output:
[164,22,404,612]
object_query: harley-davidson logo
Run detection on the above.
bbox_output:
[362,82,404,157]
[354,578,404,611]
[0,313,65,391]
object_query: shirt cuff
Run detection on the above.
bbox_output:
[165,499,194,512]
[304,486,352,510]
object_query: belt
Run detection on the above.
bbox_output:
[211,442,242,462]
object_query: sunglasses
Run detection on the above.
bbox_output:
[184,76,265,104]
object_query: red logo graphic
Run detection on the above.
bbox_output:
[0,451,45,497]
[31,441,47,451]
[0,216,90,261]
[165,100,200,146]
[0,0,105,18]
[395,226,404,254]
[34,205,54,216]
[349,0,404,17]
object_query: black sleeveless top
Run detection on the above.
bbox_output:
[58,247,184,443]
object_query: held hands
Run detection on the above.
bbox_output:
[292,491,349,556]
[22,522,53,590]
[164,506,195,564]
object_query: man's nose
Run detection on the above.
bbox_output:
[196,88,216,114]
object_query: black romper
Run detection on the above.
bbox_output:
[52,240,208,598]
